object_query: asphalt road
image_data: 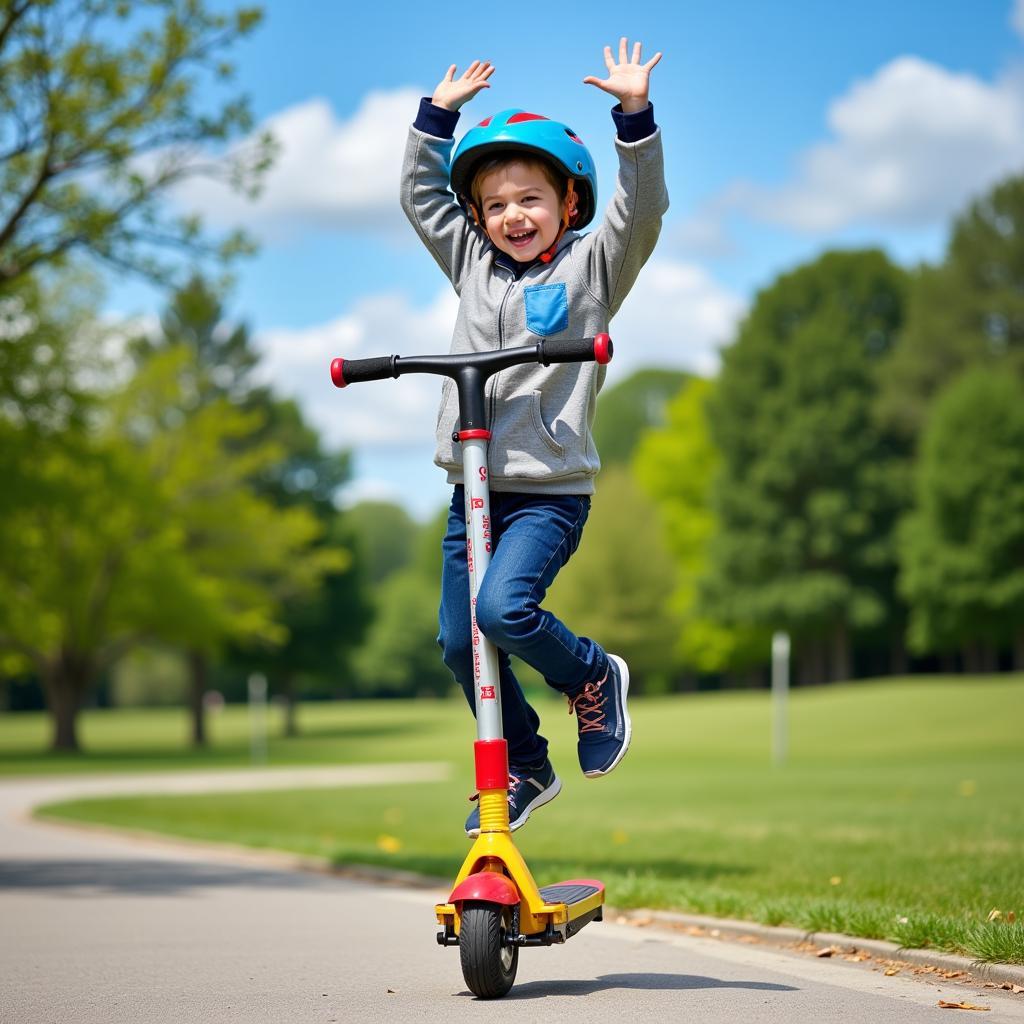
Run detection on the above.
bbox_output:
[2,770,1022,1024]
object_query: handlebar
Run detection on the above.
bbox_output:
[330,334,612,389]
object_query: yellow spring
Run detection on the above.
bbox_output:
[477,788,510,833]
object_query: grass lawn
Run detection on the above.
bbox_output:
[20,675,1024,964]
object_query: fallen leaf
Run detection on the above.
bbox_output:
[937,1001,989,1011]
[375,834,402,854]
[830,876,842,886]
[1008,911,1017,923]
[884,968,900,976]
[816,946,836,958]
[987,909,1002,922]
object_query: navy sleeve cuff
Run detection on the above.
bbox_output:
[414,97,460,139]
[611,102,657,143]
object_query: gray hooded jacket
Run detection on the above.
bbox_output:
[400,100,668,494]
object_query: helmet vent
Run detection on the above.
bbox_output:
[506,111,548,124]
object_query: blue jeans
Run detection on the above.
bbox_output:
[438,486,608,768]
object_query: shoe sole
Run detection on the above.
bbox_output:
[583,654,632,778]
[465,775,562,838]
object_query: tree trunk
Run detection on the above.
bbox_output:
[799,640,826,686]
[831,620,852,683]
[889,634,909,676]
[42,648,95,752]
[1015,629,1024,672]
[281,672,298,738]
[188,649,208,747]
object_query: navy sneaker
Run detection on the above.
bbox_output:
[568,654,632,777]
[464,760,561,837]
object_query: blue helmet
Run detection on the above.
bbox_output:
[450,109,598,228]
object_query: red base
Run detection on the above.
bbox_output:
[474,739,508,791]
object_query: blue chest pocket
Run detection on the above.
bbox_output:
[524,283,569,337]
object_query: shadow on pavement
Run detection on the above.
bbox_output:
[460,973,799,998]
[0,858,343,896]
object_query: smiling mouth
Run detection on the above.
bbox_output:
[506,229,538,247]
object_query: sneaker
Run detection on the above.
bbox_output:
[464,760,561,837]
[568,654,632,777]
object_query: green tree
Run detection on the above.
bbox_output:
[546,465,679,693]
[878,174,1024,440]
[593,367,689,466]
[351,507,452,697]
[899,368,1024,670]
[138,276,364,741]
[344,501,418,585]
[634,378,769,677]
[0,332,340,751]
[704,250,910,684]
[0,0,273,287]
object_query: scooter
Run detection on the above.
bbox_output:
[330,333,613,998]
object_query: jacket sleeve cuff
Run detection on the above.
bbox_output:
[611,102,657,143]
[414,97,460,139]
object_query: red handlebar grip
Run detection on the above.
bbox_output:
[330,358,346,388]
[594,333,612,364]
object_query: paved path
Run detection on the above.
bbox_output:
[2,768,1023,1023]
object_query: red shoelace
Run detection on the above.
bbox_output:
[567,676,608,733]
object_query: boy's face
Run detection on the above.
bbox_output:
[476,161,565,262]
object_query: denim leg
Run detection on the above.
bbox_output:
[437,487,548,767]
[475,492,606,696]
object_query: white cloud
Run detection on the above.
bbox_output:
[1013,0,1024,39]
[610,258,747,375]
[711,57,1024,235]
[254,287,458,452]
[175,88,423,235]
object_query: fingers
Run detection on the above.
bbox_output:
[444,64,456,82]
[618,36,628,64]
[644,51,663,71]
[462,60,494,82]
[603,45,614,73]
[632,40,641,64]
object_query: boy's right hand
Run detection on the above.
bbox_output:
[431,61,494,112]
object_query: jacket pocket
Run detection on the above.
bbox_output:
[524,282,569,336]
[531,390,565,458]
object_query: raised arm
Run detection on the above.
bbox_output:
[576,39,668,316]
[399,62,496,292]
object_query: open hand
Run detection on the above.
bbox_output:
[432,61,495,112]
[583,38,662,113]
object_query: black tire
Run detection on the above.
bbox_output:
[458,900,519,999]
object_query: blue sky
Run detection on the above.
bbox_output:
[108,1,1024,518]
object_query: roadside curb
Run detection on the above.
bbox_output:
[612,908,1024,988]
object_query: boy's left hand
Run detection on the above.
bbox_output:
[583,38,662,113]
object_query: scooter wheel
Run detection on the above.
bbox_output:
[459,900,519,998]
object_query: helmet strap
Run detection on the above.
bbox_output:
[539,179,577,264]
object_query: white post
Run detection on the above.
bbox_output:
[771,632,790,765]
[248,672,268,766]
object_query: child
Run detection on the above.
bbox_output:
[400,39,667,836]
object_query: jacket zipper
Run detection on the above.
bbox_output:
[488,272,516,430]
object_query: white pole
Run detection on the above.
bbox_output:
[771,632,790,765]
[248,672,268,766]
